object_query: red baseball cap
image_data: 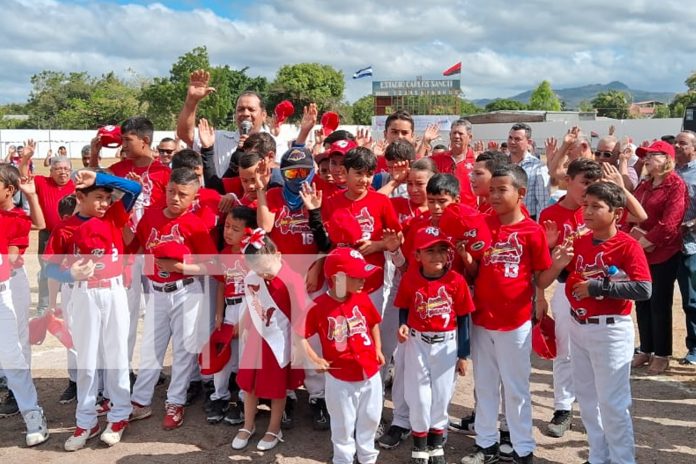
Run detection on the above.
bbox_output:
[46,311,74,349]
[29,314,49,345]
[97,125,122,148]
[414,226,452,251]
[198,323,236,375]
[635,140,675,159]
[324,247,380,280]
[325,208,363,246]
[321,112,340,137]
[328,139,357,156]
[274,100,295,126]
[152,242,189,261]
[532,315,557,360]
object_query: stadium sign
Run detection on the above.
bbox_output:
[372,80,461,96]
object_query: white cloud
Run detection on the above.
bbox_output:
[0,0,694,107]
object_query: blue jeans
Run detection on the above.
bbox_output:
[676,252,696,353]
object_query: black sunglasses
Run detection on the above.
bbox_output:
[594,150,613,159]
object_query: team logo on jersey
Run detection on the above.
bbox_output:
[223,260,246,295]
[247,284,276,327]
[146,224,185,250]
[91,248,106,270]
[327,306,368,343]
[483,232,522,265]
[415,286,453,319]
[576,252,607,280]
[355,207,375,241]
[562,223,588,242]
[275,206,310,235]
[140,172,154,207]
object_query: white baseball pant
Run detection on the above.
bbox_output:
[303,285,328,400]
[131,278,203,406]
[191,277,217,383]
[126,255,151,365]
[390,342,410,429]
[325,372,382,464]
[471,321,535,457]
[68,278,131,428]
[570,314,635,464]
[379,266,401,382]
[10,267,31,369]
[404,329,457,433]
[551,282,575,411]
[61,283,78,382]
[0,282,41,414]
[211,303,242,401]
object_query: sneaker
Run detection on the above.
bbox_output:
[461,444,499,464]
[96,398,111,417]
[411,448,429,464]
[450,411,476,434]
[679,350,696,365]
[206,398,230,424]
[499,430,514,461]
[0,391,19,418]
[428,432,446,464]
[202,380,215,412]
[377,425,411,449]
[512,451,533,464]
[309,398,330,431]
[64,424,100,451]
[59,381,77,404]
[129,401,152,422]
[223,401,244,426]
[185,381,202,406]
[100,420,128,446]
[24,409,49,447]
[280,397,295,430]
[546,410,572,438]
[162,403,184,430]
[375,420,386,440]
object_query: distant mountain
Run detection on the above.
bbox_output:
[472,81,675,109]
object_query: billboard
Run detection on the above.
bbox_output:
[372,79,461,96]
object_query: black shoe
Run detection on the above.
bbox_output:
[0,391,19,418]
[185,380,203,406]
[428,432,446,464]
[512,451,533,464]
[280,396,296,430]
[461,444,500,464]
[546,409,572,438]
[202,380,215,413]
[499,430,514,461]
[411,435,429,464]
[377,424,411,449]
[0,376,7,391]
[206,398,229,424]
[309,398,330,431]
[223,401,244,425]
[449,411,476,435]
[58,380,77,404]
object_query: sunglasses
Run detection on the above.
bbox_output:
[158,149,175,155]
[594,150,614,159]
[283,168,311,180]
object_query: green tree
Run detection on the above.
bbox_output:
[268,63,344,119]
[528,80,561,111]
[652,104,671,119]
[669,71,696,117]
[351,95,374,125]
[25,71,94,128]
[485,99,527,112]
[591,90,631,119]
[460,100,482,116]
[578,100,595,112]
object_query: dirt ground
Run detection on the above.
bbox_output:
[1,160,695,463]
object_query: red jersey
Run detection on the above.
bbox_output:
[34,175,75,231]
[538,199,588,247]
[565,232,651,319]
[135,208,217,283]
[314,177,342,201]
[391,197,427,232]
[0,211,28,281]
[322,190,401,292]
[44,203,130,281]
[304,292,382,382]
[266,187,318,255]
[394,268,474,332]
[473,216,551,331]
[192,187,222,240]
[110,159,170,231]
[7,207,32,269]
[431,149,477,207]
[215,247,247,298]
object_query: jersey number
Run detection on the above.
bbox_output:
[301,232,314,245]
[504,263,519,278]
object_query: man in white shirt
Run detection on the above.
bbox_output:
[507,122,550,220]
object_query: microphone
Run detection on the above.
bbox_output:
[240,120,252,135]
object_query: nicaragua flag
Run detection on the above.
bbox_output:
[353,66,373,79]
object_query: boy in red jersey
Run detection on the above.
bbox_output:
[395,227,474,464]
[469,150,511,215]
[462,165,554,464]
[129,168,217,430]
[301,247,385,464]
[44,170,141,450]
[538,181,651,464]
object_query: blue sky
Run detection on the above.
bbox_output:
[1,0,694,105]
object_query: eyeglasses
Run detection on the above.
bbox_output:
[594,151,614,159]
[282,168,311,180]
[51,167,71,172]
[158,149,175,155]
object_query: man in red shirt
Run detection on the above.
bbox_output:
[18,140,75,314]
[429,119,477,208]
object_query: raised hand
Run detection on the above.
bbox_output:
[601,162,624,188]
[372,139,387,157]
[545,137,558,161]
[19,175,37,195]
[608,125,616,136]
[552,239,574,269]
[355,128,373,148]
[382,228,402,252]
[73,169,97,189]
[422,123,440,144]
[487,140,499,150]
[564,126,580,144]
[301,103,318,133]
[187,69,215,103]
[198,118,216,149]
[22,139,36,160]
[543,220,560,248]
[390,160,409,184]
[473,140,485,156]
[299,182,322,210]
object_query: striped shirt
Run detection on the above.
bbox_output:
[514,153,550,219]
[677,160,696,255]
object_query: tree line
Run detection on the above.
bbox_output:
[1,46,694,130]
